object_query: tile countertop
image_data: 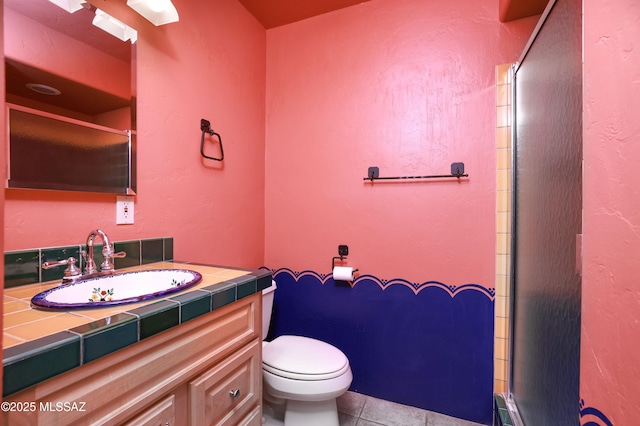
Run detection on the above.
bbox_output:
[2,261,272,397]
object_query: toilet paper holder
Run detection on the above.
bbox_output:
[331,245,358,273]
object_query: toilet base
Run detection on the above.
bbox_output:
[263,398,285,422]
[284,398,339,426]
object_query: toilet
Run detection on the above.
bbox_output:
[261,281,352,426]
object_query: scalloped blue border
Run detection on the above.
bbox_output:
[262,267,495,300]
[580,399,613,426]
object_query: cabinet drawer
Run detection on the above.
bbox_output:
[123,394,176,426]
[189,339,261,426]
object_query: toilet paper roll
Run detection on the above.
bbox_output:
[333,266,354,281]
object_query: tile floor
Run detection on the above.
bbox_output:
[263,391,486,426]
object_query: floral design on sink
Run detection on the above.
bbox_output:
[90,287,115,302]
[31,269,203,310]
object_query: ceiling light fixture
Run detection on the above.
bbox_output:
[92,9,138,43]
[126,0,179,26]
[26,83,62,96]
[47,0,86,13]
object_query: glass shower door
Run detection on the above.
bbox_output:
[511,0,582,424]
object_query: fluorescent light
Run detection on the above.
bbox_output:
[92,9,138,43]
[47,0,86,13]
[127,0,179,26]
[147,0,170,13]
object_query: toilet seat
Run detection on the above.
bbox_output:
[263,335,350,381]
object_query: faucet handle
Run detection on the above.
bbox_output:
[42,257,81,282]
[112,251,127,259]
[100,251,127,272]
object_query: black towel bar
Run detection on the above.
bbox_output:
[364,163,468,181]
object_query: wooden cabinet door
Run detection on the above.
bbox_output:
[189,339,261,426]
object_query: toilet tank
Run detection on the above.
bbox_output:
[261,280,276,339]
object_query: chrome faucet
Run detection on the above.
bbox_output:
[85,229,118,274]
[42,229,126,284]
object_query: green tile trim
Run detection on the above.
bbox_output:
[163,237,174,261]
[70,313,138,364]
[128,300,180,339]
[4,249,40,288]
[169,290,211,323]
[114,240,141,269]
[204,282,237,310]
[236,276,258,300]
[233,276,257,300]
[141,239,164,265]
[250,270,273,292]
[3,331,81,397]
[70,312,137,337]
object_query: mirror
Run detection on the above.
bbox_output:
[8,105,133,193]
[4,0,137,194]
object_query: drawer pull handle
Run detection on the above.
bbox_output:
[229,389,241,399]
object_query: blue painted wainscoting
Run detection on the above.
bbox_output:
[263,268,495,425]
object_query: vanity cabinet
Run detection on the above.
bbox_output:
[4,294,262,426]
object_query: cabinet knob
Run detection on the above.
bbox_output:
[229,389,241,399]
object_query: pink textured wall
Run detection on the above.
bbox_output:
[264,0,537,284]
[3,0,266,269]
[5,8,130,101]
[582,0,640,422]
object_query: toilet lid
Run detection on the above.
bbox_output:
[263,335,349,380]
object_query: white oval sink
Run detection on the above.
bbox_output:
[31,269,203,310]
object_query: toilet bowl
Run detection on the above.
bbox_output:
[262,282,352,426]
